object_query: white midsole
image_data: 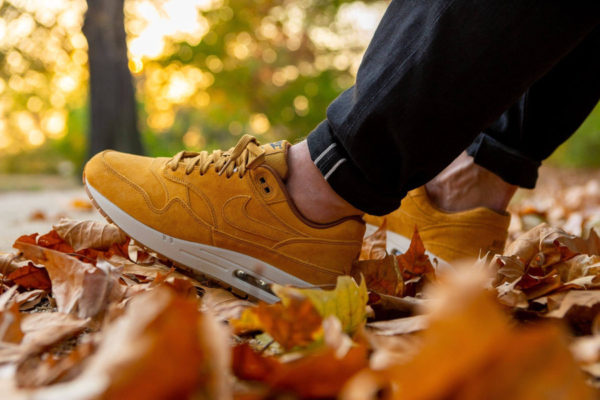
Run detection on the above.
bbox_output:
[364,224,451,271]
[86,183,311,303]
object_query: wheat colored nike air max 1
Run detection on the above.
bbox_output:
[83,135,365,302]
[364,186,510,263]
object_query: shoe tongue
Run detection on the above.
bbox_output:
[261,140,291,180]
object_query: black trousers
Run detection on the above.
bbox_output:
[307,0,600,215]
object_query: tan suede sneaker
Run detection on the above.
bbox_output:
[83,135,365,302]
[364,186,510,263]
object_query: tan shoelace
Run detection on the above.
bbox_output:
[166,134,265,178]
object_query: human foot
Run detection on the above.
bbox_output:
[83,135,365,302]
[424,151,517,213]
[286,141,363,224]
[364,152,514,262]
[364,187,510,263]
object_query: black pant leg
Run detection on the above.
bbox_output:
[307,0,600,215]
[467,26,600,188]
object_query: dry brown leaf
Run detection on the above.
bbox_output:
[232,295,323,350]
[0,252,21,276]
[366,315,428,336]
[0,285,19,310]
[33,286,208,400]
[7,263,51,291]
[360,219,387,260]
[396,227,435,281]
[117,257,205,288]
[233,341,368,399]
[366,333,422,370]
[343,270,592,400]
[13,290,46,311]
[200,286,254,322]
[351,255,403,297]
[16,312,90,365]
[53,218,127,252]
[14,241,125,319]
[16,341,95,388]
[0,304,24,343]
[504,223,552,263]
[196,308,233,400]
[546,290,600,319]
[367,293,425,321]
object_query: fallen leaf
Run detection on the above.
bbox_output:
[233,341,368,399]
[0,304,24,343]
[28,211,46,222]
[31,286,208,400]
[342,267,592,400]
[7,263,51,291]
[19,312,90,355]
[546,290,600,319]
[200,286,254,322]
[14,290,46,311]
[0,252,22,276]
[273,276,368,334]
[69,198,93,211]
[36,230,74,254]
[366,315,429,336]
[14,241,125,319]
[232,295,323,350]
[360,219,387,260]
[396,227,435,281]
[367,293,425,320]
[366,333,422,370]
[351,255,403,296]
[16,341,95,388]
[53,218,127,252]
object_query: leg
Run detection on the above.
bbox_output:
[306,0,599,216]
[466,26,600,189]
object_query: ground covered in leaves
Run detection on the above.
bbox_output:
[2,176,600,399]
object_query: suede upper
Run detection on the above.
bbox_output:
[364,186,510,261]
[84,137,365,285]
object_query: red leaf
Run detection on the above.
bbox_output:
[7,263,51,291]
[396,227,435,280]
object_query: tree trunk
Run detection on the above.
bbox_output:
[82,0,144,158]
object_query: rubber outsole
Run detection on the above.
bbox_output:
[84,181,312,303]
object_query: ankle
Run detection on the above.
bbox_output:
[424,152,517,214]
[285,141,363,224]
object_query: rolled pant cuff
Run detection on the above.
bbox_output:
[466,133,540,189]
[307,121,402,216]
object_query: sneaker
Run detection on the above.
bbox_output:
[83,135,365,303]
[364,186,510,263]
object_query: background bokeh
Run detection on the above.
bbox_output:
[0,0,598,176]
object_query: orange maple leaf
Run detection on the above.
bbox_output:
[396,226,435,280]
[351,255,403,297]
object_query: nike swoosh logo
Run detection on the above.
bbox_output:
[222,196,302,243]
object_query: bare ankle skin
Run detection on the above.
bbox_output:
[425,151,517,214]
[286,141,363,224]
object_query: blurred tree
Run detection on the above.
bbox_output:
[83,0,143,157]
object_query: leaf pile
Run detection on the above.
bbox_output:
[0,214,599,398]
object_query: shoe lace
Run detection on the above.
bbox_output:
[166,134,265,178]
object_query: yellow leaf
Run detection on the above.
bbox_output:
[273,276,368,334]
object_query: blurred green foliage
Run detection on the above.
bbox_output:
[550,102,600,167]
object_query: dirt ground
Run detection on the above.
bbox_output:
[0,181,102,252]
